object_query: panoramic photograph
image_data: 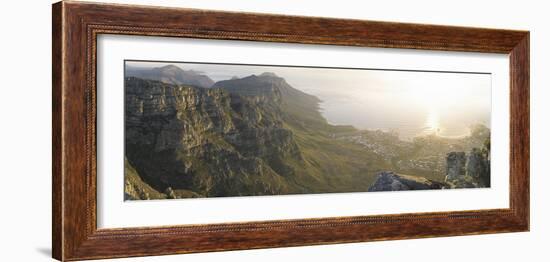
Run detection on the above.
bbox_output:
[124,60,491,201]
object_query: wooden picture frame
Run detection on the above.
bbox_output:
[52,1,529,261]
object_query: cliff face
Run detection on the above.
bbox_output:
[125,77,304,198]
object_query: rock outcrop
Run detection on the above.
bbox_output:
[444,144,490,188]
[466,148,490,187]
[445,152,466,181]
[368,171,447,192]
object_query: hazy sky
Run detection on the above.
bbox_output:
[127,61,491,140]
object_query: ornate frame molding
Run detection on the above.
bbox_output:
[53,1,529,261]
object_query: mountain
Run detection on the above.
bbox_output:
[124,74,387,199]
[124,73,490,200]
[125,76,310,199]
[213,72,354,132]
[126,64,215,88]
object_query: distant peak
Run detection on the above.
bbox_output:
[230,76,240,80]
[259,72,279,78]
[158,64,181,70]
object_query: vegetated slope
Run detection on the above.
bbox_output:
[214,73,387,190]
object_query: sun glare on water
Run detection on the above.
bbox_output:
[424,109,440,136]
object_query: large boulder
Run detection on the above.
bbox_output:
[368,171,447,192]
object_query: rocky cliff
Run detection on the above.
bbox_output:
[125,76,308,198]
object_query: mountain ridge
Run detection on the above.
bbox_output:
[126,64,215,88]
[213,72,342,131]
